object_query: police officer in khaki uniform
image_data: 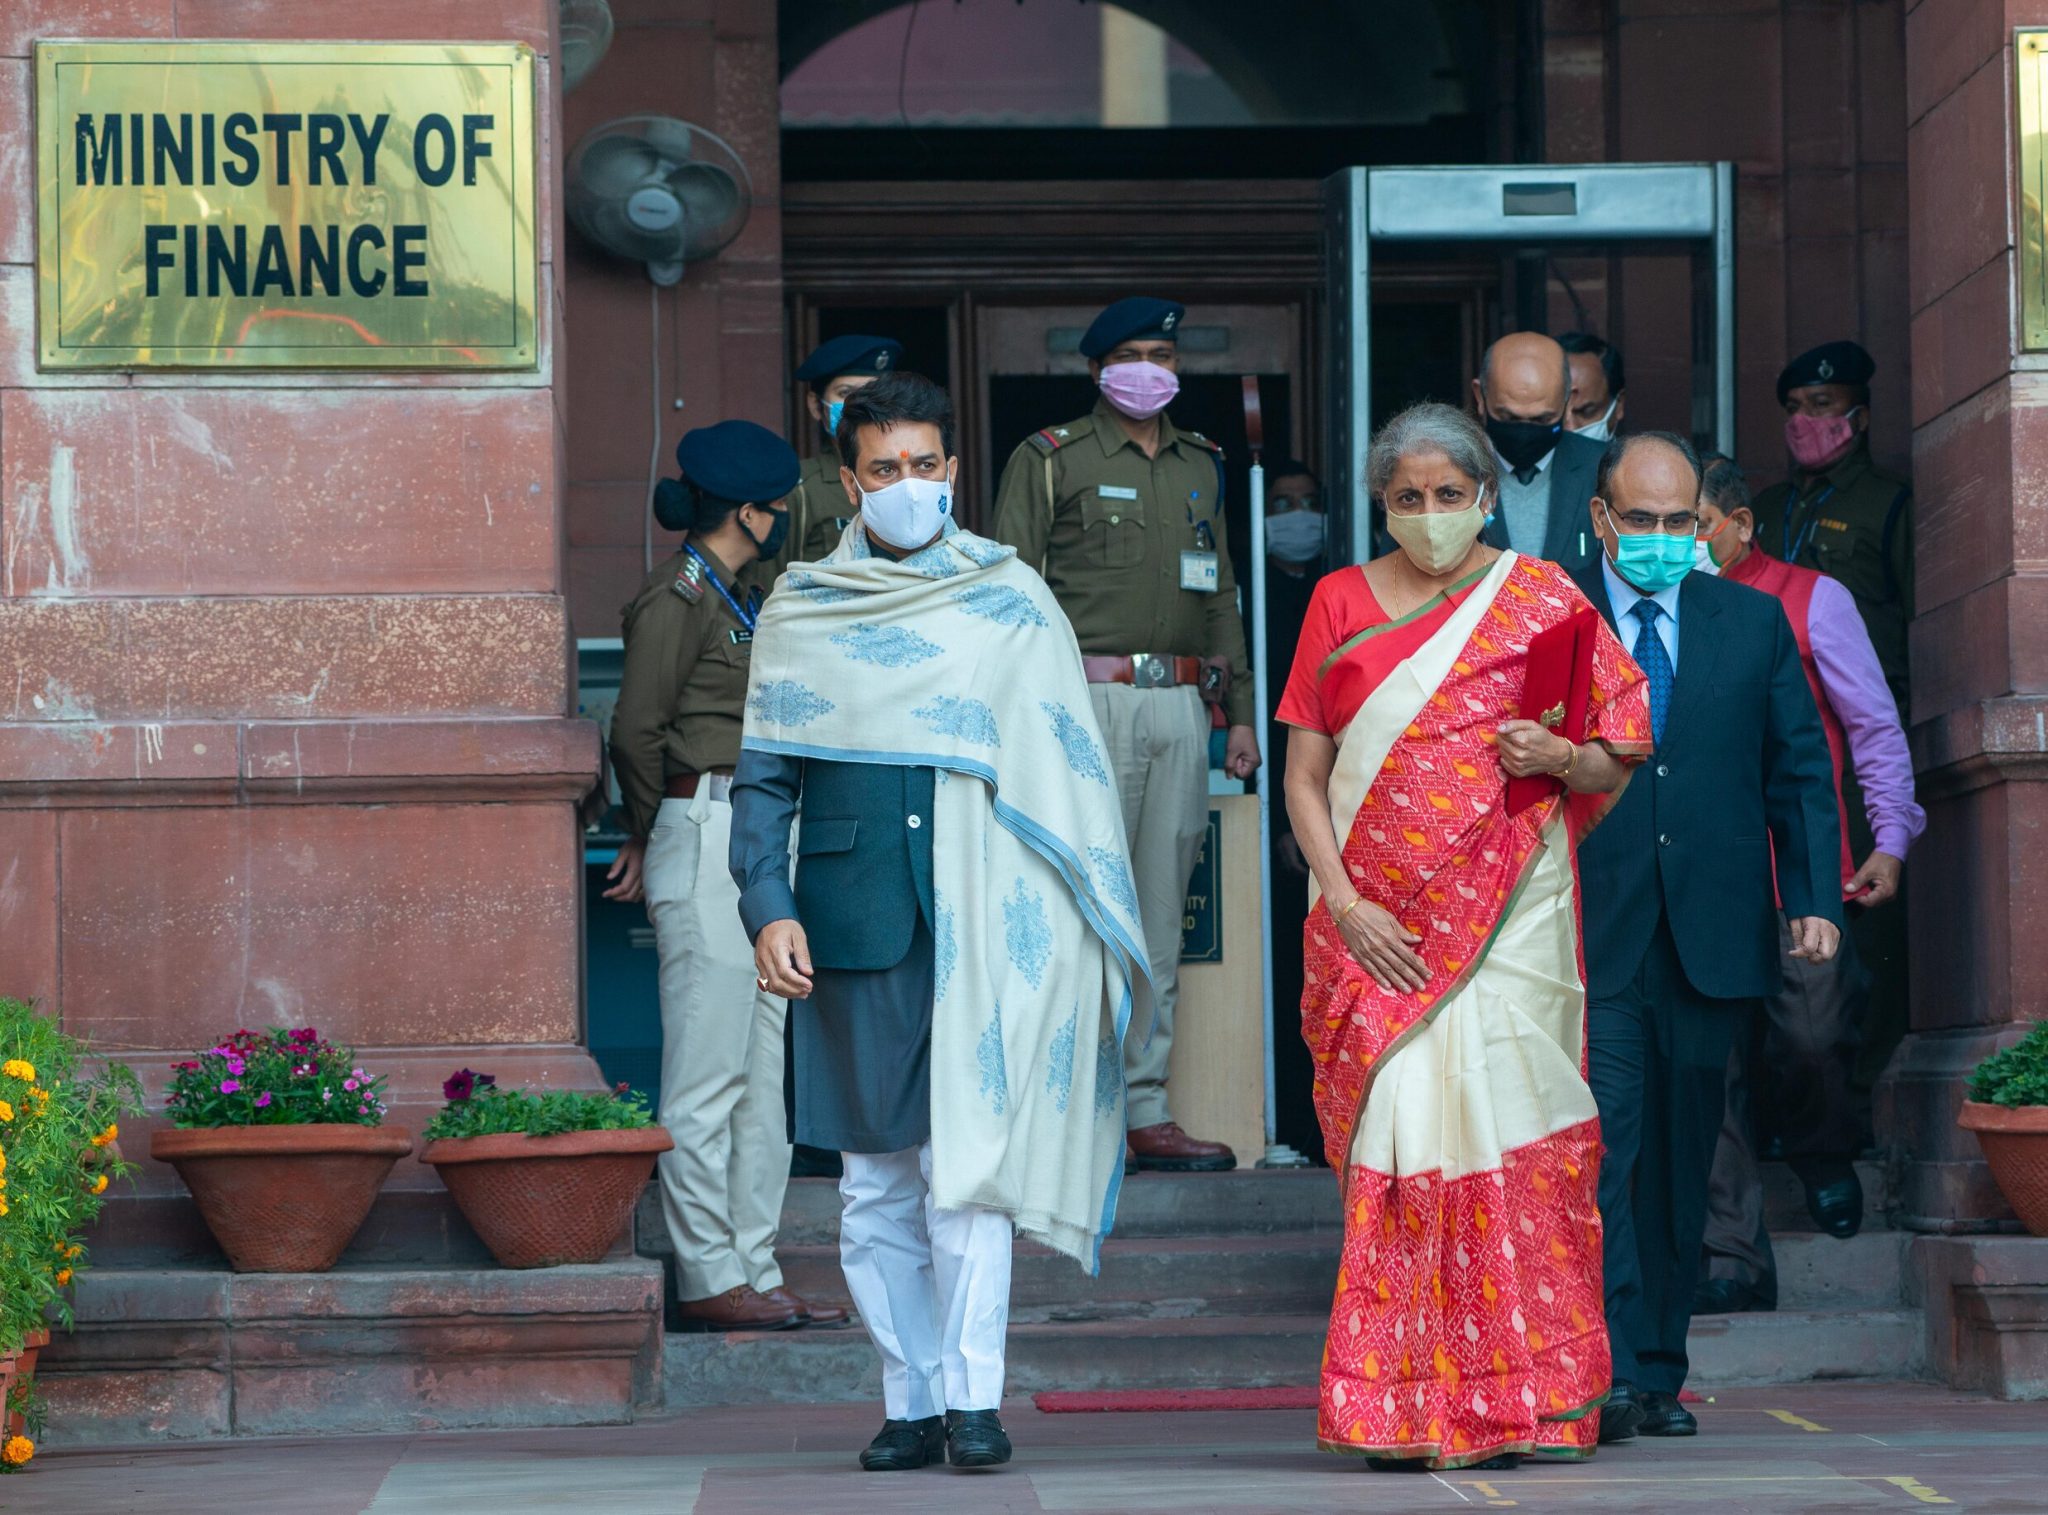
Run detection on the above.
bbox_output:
[1750,341,1912,712]
[1750,341,1916,1140]
[992,297,1258,1172]
[605,420,847,1332]
[777,334,904,571]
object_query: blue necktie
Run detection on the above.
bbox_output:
[1630,598,1674,739]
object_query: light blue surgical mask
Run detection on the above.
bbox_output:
[825,399,845,438]
[1602,503,1696,593]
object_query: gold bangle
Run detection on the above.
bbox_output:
[1336,895,1367,926]
[1559,742,1579,780]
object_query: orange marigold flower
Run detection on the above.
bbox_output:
[54,1268,72,1287]
[92,1121,119,1146]
[0,1101,13,1123]
[1,1059,34,1082]
[2,1435,33,1467]
[89,1172,109,1195]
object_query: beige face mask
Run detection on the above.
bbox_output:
[1384,498,1486,576]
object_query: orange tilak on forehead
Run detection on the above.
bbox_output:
[898,449,912,460]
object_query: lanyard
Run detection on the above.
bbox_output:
[1783,482,1835,563]
[685,544,757,632]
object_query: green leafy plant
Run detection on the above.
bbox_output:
[1968,1021,2048,1109]
[165,1027,388,1128]
[423,1069,656,1142]
[0,997,144,1361]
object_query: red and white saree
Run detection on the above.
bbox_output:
[1277,550,1651,1470]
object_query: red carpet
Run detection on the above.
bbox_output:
[1034,1387,1320,1413]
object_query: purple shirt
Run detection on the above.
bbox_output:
[1806,574,1924,860]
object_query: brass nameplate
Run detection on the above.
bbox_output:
[2021,32,2048,350]
[35,41,537,370]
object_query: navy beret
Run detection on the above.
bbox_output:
[794,334,901,384]
[1079,297,1184,359]
[674,420,801,504]
[1777,341,1874,403]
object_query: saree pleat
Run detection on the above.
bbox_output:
[1299,553,1651,1471]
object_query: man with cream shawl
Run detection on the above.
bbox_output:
[730,372,1146,1474]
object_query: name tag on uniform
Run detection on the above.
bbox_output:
[728,629,753,645]
[1097,484,1138,500]
[1180,549,1220,593]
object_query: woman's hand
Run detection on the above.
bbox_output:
[1496,719,1573,780]
[1334,897,1431,993]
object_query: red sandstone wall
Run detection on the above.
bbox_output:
[561,0,784,639]
[0,1,596,1191]
[1542,0,1913,484]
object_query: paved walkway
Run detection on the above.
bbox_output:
[15,1383,2043,1514]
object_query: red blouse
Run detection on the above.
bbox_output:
[1276,564,1491,737]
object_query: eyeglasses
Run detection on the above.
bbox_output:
[1269,495,1322,512]
[1603,505,1700,535]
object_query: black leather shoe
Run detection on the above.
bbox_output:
[1599,1380,1645,1443]
[1800,1161,1865,1239]
[1692,1276,1773,1315]
[859,1415,946,1471]
[1638,1390,1698,1437]
[1472,1453,1522,1471]
[945,1408,1013,1468]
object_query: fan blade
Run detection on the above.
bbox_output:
[640,117,698,165]
[574,135,665,198]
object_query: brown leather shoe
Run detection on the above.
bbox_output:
[762,1285,850,1327]
[1127,1121,1237,1172]
[675,1284,803,1332]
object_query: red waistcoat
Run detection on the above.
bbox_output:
[1724,549,1856,894]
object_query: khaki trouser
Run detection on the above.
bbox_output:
[1089,683,1209,1131]
[644,790,792,1301]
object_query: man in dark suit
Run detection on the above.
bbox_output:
[1472,331,1604,570]
[1570,431,1843,1442]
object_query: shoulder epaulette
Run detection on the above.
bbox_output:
[1186,430,1223,456]
[1027,419,1090,454]
[671,553,707,604]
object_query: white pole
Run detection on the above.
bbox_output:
[1249,459,1278,1153]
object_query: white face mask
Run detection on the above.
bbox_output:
[1574,395,1620,445]
[861,467,955,550]
[1691,537,1721,577]
[1266,509,1326,564]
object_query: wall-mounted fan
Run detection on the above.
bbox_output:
[559,0,614,93]
[565,116,752,286]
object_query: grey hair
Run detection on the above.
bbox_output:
[1364,402,1499,502]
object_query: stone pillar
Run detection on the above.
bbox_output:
[0,0,600,1258]
[1887,2,2048,1398]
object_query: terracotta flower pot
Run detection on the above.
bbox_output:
[1959,1101,2048,1237]
[151,1124,415,1272]
[421,1126,674,1269]
[3,1329,43,1441]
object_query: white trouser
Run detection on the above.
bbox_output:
[645,791,792,1301]
[839,1144,1013,1420]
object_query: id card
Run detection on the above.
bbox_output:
[1180,549,1220,593]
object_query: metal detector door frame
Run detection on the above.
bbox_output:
[1323,161,1736,565]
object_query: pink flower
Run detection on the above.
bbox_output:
[219,1079,241,1094]
[224,1054,246,1076]
[343,1078,359,1092]
[322,1090,333,1103]
[255,1092,272,1108]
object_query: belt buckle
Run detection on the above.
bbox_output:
[1131,654,1169,689]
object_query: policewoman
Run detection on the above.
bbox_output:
[606,419,846,1332]
[772,334,904,573]
[991,296,1257,1173]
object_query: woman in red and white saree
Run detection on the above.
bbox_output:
[1279,403,1651,1473]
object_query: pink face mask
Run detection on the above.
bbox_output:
[1785,409,1861,471]
[1098,360,1180,420]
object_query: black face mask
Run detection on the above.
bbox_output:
[1483,411,1563,474]
[744,504,790,560]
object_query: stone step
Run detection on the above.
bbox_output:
[637,1160,1890,1258]
[662,1305,1924,1408]
[770,1224,1910,1322]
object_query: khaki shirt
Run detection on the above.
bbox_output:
[609,545,757,839]
[991,399,1253,725]
[1751,445,1912,709]
[744,451,857,595]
